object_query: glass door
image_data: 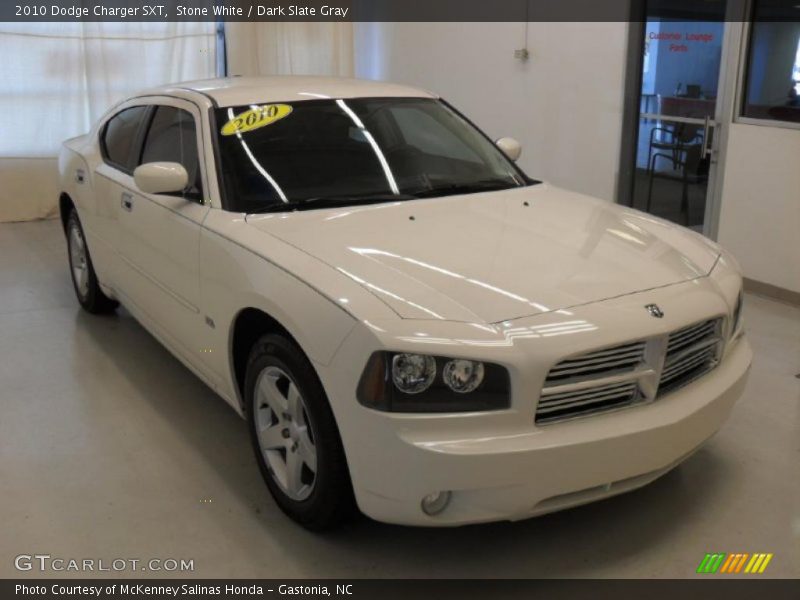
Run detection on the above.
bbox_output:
[628,1,728,232]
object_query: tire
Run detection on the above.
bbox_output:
[66,209,118,314]
[245,334,355,530]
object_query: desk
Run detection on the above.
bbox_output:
[659,96,716,119]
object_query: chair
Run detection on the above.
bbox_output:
[645,123,705,224]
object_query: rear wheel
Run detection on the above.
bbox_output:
[245,334,355,530]
[66,209,118,314]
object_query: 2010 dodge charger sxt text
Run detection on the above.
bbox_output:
[58,76,752,529]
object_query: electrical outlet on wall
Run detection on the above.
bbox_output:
[514,48,530,61]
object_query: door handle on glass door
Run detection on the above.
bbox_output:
[701,115,716,158]
[121,193,134,212]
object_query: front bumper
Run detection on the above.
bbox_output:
[317,274,752,526]
[345,336,750,525]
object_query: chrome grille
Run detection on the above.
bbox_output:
[665,319,718,357]
[536,380,640,424]
[537,341,646,424]
[545,341,646,382]
[537,317,724,425]
[658,318,722,397]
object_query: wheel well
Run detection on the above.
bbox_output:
[231,308,295,406]
[59,193,74,233]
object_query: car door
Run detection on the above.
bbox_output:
[92,104,151,290]
[115,97,210,362]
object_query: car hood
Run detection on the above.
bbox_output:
[245,184,720,323]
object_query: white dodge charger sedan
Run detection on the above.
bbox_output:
[58,76,752,529]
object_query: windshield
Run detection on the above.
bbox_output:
[213,97,533,212]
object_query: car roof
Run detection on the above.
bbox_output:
[149,76,438,107]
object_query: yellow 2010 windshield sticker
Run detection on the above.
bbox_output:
[220,104,293,136]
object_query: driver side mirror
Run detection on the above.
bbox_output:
[496,137,522,162]
[133,162,188,195]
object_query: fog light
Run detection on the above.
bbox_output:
[421,490,451,516]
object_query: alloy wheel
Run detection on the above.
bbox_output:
[68,222,89,300]
[254,366,318,501]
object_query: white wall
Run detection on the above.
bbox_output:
[0,159,59,222]
[0,22,216,223]
[354,22,629,202]
[226,22,353,77]
[717,124,800,294]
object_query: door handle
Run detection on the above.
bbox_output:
[701,115,714,157]
[121,193,134,212]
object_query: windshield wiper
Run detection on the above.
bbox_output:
[249,179,522,213]
[251,193,417,213]
[410,178,519,199]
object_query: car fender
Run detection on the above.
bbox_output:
[198,209,400,411]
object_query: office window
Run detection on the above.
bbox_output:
[741,1,800,124]
[0,22,215,157]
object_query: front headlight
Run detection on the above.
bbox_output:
[442,359,485,393]
[357,352,510,413]
[709,250,744,341]
[391,353,437,394]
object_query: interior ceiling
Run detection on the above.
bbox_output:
[647,0,800,21]
[646,0,727,22]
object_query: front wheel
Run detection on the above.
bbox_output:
[66,209,118,314]
[245,334,355,530]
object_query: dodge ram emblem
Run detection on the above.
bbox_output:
[645,304,664,318]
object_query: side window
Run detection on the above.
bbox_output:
[101,106,148,172]
[139,106,203,200]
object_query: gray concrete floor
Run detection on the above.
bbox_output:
[1,219,798,579]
